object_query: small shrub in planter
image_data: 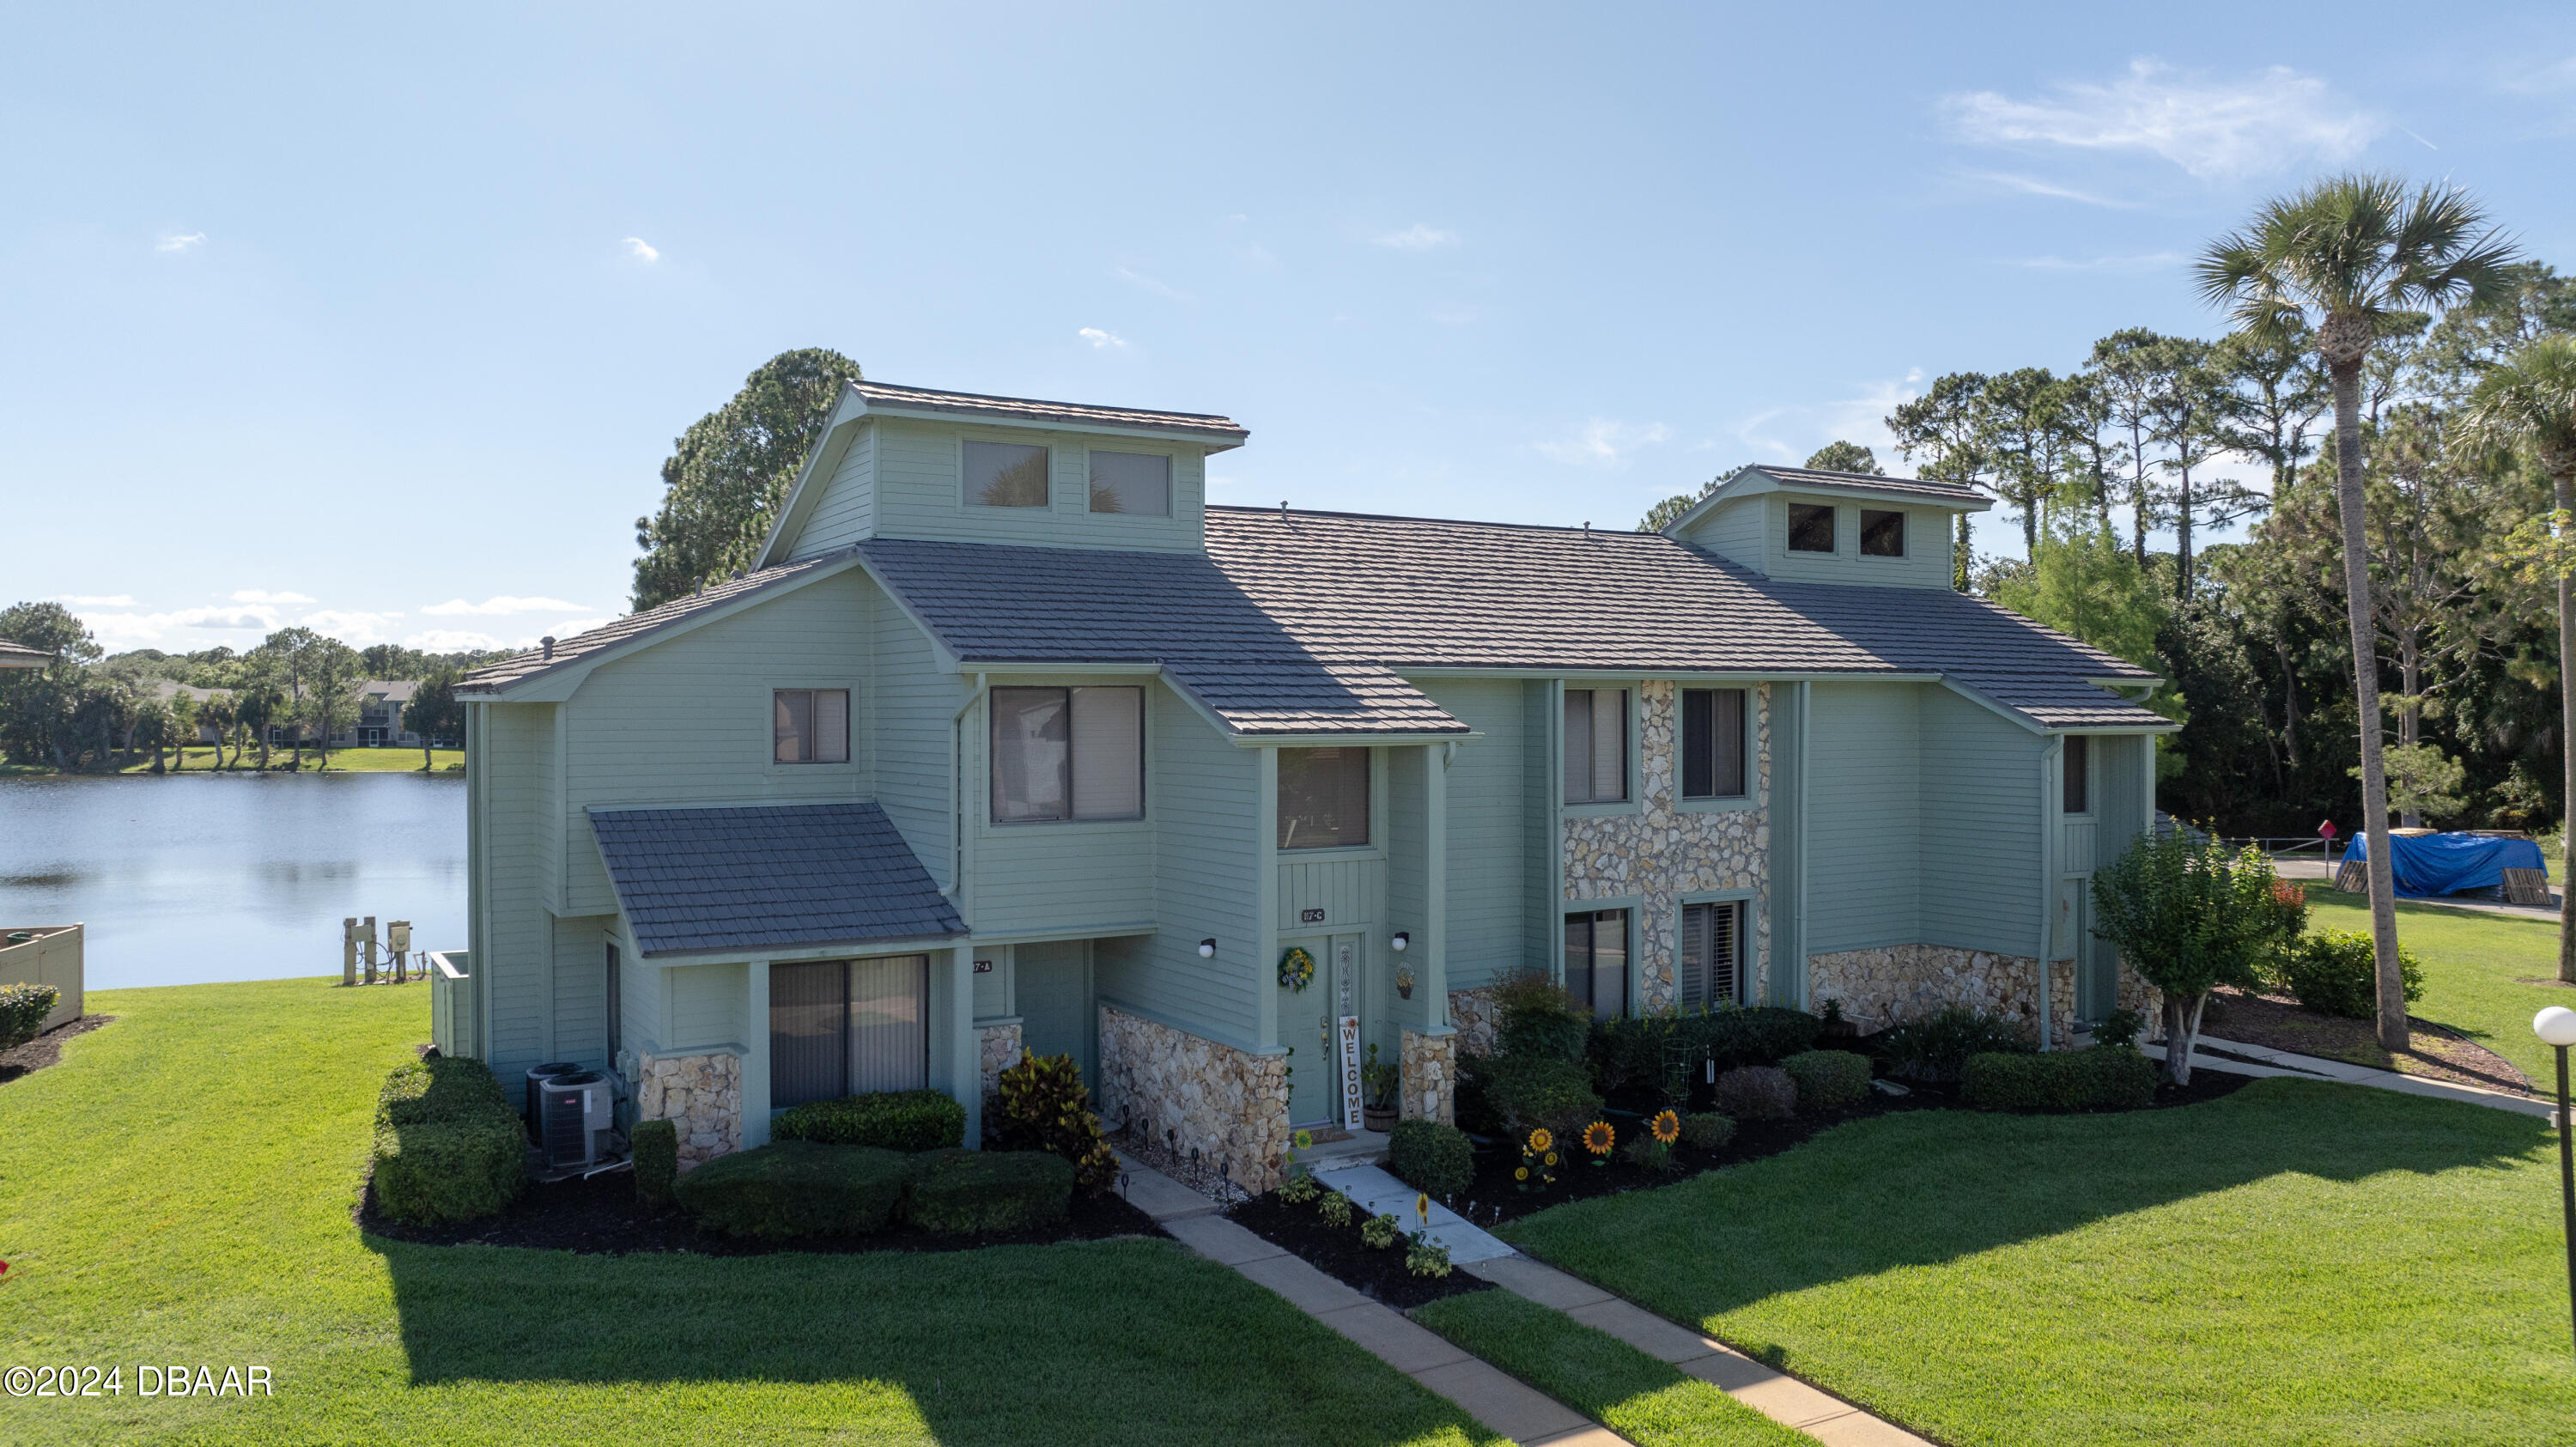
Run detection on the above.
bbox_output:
[1712,1066,1796,1120]
[902,1149,1073,1234]
[1387,1118,1474,1198]
[1878,1005,2034,1084]
[2280,930,2425,1021]
[631,1119,678,1207]
[773,1088,966,1152]
[993,1051,1119,1193]
[1680,1111,1735,1151]
[376,1055,511,1128]
[373,1110,525,1225]
[0,982,61,1051]
[1961,1047,2157,1112]
[1782,1049,1872,1110]
[674,1141,911,1238]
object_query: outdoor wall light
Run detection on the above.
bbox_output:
[1198,939,1217,959]
[1390,932,1409,953]
[2534,1005,2576,1359]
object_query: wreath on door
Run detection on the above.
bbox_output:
[1278,946,1316,993]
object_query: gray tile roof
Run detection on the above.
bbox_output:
[863,508,2162,732]
[588,801,964,958]
[458,549,857,695]
[1736,465,1987,505]
[854,381,1249,447]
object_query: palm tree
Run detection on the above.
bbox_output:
[2462,335,2576,983]
[2197,173,2518,1052]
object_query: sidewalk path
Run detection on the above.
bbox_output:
[2147,1037,2556,1120]
[1315,1160,1516,1264]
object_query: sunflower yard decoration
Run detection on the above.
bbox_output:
[1650,1109,1681,1146]
[1583,1120,1616,1165]
[1517,1127,1559,1193]
[1277,946,1316,992]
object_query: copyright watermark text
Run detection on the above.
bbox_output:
[4,1365,273,1398]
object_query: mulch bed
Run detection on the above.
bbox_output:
[359,1165,1165,1256]
[1224,1193,1493,1309]
[0,1014,113,1086]
[2202,988,2532,1096]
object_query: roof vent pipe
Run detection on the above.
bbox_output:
[540,636,556,661]
[1279,500,1289,521]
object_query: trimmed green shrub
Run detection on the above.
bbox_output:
[373,1110,525,1224]
[1387,1118,1475,1198]
[2280,929,2425,1020]
[1961,1047,2157,1113]
[1492,970,1592,1062]
[1463,1050,1604,1140]
[0,982,61,1051]
[1711,1066,1795,1121]
[993,1051,1119,1193]
[901,1148,1073,1234]
[674,1141,911,1238]
[1680,1111,1735,1151]
[376,1055,511,1128]
[1781,1049,1872,1111]
[1362,1213,1399,1249]
[1878,1005,2034,1084]
[772,1088,966,1152]
[632,1119,677,1207]
[1701,1006,1824,1072]
[1319,1189,1353,1228]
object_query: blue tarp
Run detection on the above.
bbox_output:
[2345,831,2545,898]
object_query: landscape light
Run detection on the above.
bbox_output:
[2535,1006,2576,1360]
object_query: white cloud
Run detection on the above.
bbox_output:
[76,605,283,650]
[1536,419,1672,470]
[2498,56,2576,94]
[2014,251,2185,272]
[155,232,206,252]
[623,236,660,262]
[1954,169,2143,210]
[231,588,316,605]
[298,610,404,646]
[1375,223,1461,252]
[404,628,511,653]
[1943,58,2380,180]
[1114,266,1194,302]
[58,593,137,606]
[419,595,587,617]
[1078,327,1128,350]
[1727,373,1923,466]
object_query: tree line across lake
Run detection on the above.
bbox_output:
[0,603,501,774]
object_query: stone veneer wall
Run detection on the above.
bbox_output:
[1562,681,1771,1012]
[1804,945,2165,1048]
[1447,987,1500,1057]
[1398,1030,1455,1123]
[977,1022,1023,1113]
[634,1047,741,1173]
[1096,1006,1291,1192]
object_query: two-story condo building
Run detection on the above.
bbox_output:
[440,381,2172,1186]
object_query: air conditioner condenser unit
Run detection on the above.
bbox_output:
[538,1071,615,1169]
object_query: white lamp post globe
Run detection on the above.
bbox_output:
[2537,1006,2576,1049]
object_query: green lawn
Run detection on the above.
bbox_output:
[134,746,464,774]
[1413,1291,1808,1446]
[2302,885,2575,1086]
[1499,1080,2576,1447]
[0,978,1491,1446]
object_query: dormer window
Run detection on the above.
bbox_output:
[1861,509,1906,556]
[965,441,1050,508]
[1788,503,1835,553]
[1089,451,1172,516]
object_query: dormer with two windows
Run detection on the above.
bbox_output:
[1660,464,1990,587]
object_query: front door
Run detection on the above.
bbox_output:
[1015,939,1096,1085]
[1278,933,1363,1127]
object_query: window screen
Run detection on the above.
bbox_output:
[1088,451,1172,515]
[1279,747,1370,848]
[1564,909,1629,1020]
[2063,734,2089,814]
[1860,509,1906,556]
[1679,901,1741,1009]
[1788,503,1836,553]
[773,690,850,763]
[848,955,930,1093]
[769,959,848,1107]
[1562,689,1627,804]
[965,441,1050,508]
[768,956,930,1108]
[991,686,1143,823]
[1680,688,1747,799]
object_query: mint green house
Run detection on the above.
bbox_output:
[438,383,2172,1186]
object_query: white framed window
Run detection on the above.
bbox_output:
[1788,502,1836,553]
[1680,688,1747,799]
[1562,688,1627,805]
[1860,508,1906,557]
[1088,450,1172,515]
[773,689,850,763]
[1678,901,1743,1009]
[991,686,1145,823]
[1278,747,1370,849]
[2063,734,2089,814]
[769,955,930,1108]
[965,440,1051,508]
[1564,909,1629,1019]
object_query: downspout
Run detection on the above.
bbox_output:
[1796,680,1811,1009]
[951,672,989,908]
[2038,735,2062,1051]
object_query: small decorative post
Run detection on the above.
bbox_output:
[2537,1006,2576,1360]
[342,917,357,987]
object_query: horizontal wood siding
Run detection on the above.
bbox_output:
[792,423,877,557]
[1804,682,1922,951]
[665,961,748,1052]
[478,702,556,1094]
[1097,683,1259,1047]
[2093,733,2149,864]
[1758,495,1955,590]
[1521,679,1558,979]
[1674,496,1766,572]
[552,914,613,1068]
[870,418,1208,552]
[1279,856,1384,933]
[975,824,1156,933]
[1918,688,2045,951]
[559,569,878,915]
[872,587,961,885]
[1421,678,1529,990]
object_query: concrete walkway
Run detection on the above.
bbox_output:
[2147,1036,2557,1119]
[1314,1160,1516,1264]
[1464,1256,1933,1447]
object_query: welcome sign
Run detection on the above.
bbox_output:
[1337,1014,1363,1130]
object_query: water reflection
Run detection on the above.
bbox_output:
[0,772,466,990]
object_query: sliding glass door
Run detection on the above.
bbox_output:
[769,955,930,1108]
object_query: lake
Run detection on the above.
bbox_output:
[0,772,466,990]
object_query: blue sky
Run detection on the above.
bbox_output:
[7,3,2573,656]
